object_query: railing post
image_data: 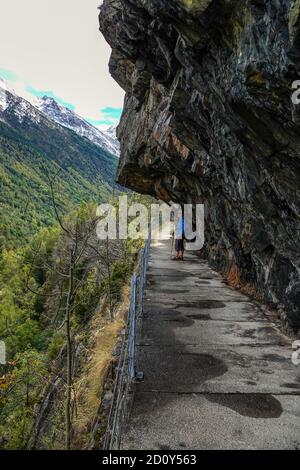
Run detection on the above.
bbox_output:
[138,229,151,318]
[138,249,145,318]
[128,274,137,379]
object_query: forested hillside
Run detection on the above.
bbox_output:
[0,81,135,449]
[0,115,118,247]
[0,200,144,449]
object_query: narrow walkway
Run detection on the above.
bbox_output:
[122,240,300,450]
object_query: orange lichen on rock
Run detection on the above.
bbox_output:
[227,263,241,288]
[168,131,190,159]
[153,125,190,160]
[227,265,262,301]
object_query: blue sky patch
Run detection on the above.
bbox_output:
[86,118,114,126]
[0,68,19,82]
[0,67,123,128]
[25,85,76,111]
[100,107,123,120]
[86,108,123,128]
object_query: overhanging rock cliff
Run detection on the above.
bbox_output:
[99,0,300,333]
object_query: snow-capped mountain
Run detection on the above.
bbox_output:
[0,77,43,124]
[0,77,10,111]
[0,78,119,247]
[36,96,120,157]
[104,125,120,155]
[0,78,65,130]
[0,78,120,157]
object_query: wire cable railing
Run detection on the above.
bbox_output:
[102,232,151,450]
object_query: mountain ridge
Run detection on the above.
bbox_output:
[0,77,120,158]
[36,95,120,157]
[0,77,119,246]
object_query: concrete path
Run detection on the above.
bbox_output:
[122,240,300,450]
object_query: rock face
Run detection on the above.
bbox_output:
[99,0,300,333]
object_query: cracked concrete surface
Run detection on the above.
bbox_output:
[122,240,300,450]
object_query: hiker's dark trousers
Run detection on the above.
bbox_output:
[175,238,184,252]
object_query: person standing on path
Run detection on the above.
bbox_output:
[175,215,185,260]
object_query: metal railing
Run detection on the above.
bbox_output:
[102,233,151,450]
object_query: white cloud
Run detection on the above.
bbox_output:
[0,0,124,127]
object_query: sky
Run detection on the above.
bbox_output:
[0,0,124,129]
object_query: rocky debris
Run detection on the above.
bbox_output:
[100,0,300,333]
